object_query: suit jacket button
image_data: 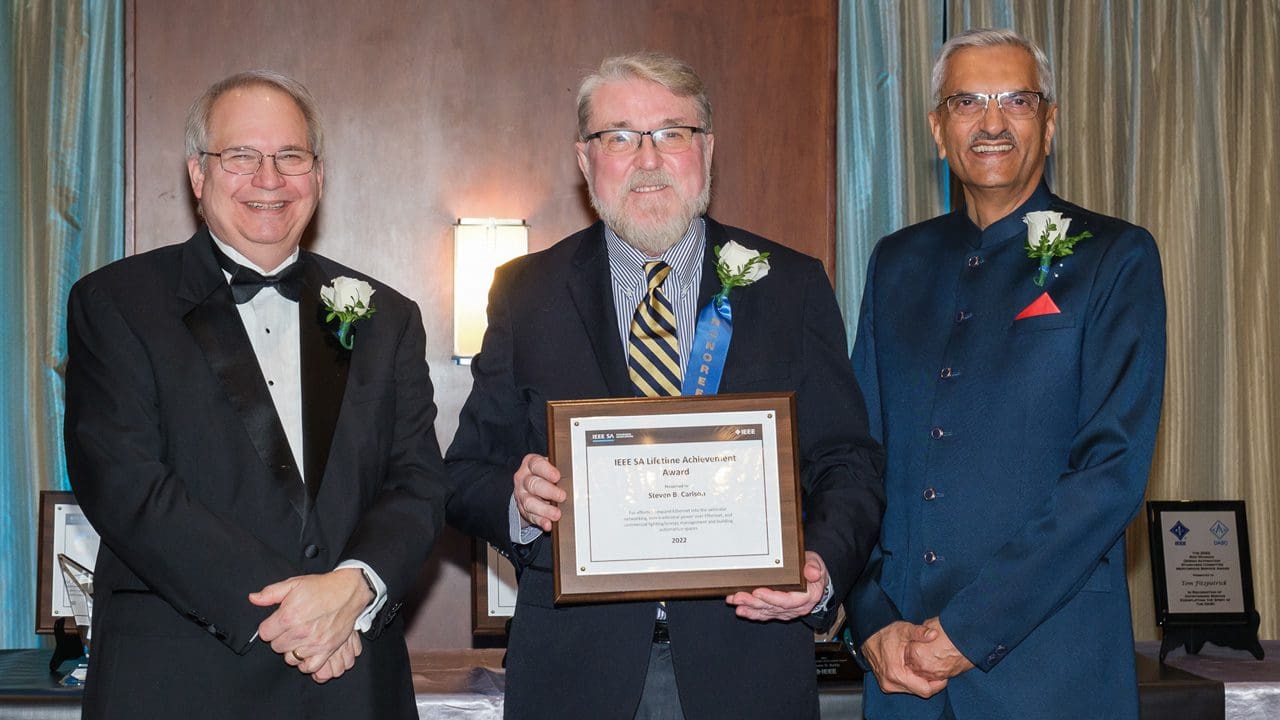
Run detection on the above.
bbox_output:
[922,488,937,501]
[930,427,945,439]
[967,255,983,268]
[923,551,938,564]
[303,544,320,559]
[939,367,953,379]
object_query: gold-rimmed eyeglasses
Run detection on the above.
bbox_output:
[201,147,318,176]
[938,91,1044,119]
[582,126,707,156]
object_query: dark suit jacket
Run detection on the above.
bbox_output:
[846,184,1166,719]
[446,218,884,720]
[64,228,451,720]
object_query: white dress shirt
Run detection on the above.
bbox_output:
[212,235,386,632]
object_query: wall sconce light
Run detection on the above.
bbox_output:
[453,218,529,364]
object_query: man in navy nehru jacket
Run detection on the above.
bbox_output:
[846,28,1166,720]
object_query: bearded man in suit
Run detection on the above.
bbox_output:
[846,28,1166,719]
[64,70,451,719]
[446,51,885,720]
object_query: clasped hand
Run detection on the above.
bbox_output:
[862,617,974,698]
[250,568,373,684]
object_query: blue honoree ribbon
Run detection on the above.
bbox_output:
[681,295,733,396]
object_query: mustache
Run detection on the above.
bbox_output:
[969,130,1015,144]
[627,171,673,189]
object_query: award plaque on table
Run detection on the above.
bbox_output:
[547,392,805,604]
[36,490,99,676]
[1147,500,1264,661]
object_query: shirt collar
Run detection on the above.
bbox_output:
[209,231,300,276]
[961,181,1054,249]
[604,217,705,292]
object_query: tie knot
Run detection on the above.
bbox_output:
[644,261,672,292]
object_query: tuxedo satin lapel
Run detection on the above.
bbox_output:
[179,231,307,520]
[298,256,349,502]
[567,226,631,397]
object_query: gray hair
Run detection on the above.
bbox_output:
[185,70,324,169]
[931,28,1056,106]
[577,51,713,139]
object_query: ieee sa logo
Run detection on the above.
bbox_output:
[1210,520,1230,545]
[1169,521,1190,545]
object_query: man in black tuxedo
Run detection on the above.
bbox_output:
[64,70,450,719]
[446,52,884,719]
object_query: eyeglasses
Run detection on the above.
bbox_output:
[938,91,1044,119]
[201,147,318,176]
[583,126,707,156]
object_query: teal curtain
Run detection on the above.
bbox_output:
[0,0,123,649]
[835,1,947,342]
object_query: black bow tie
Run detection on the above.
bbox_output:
[212,244,306,303]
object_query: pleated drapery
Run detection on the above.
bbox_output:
[0,0,123,648]
[837,0,1280,641]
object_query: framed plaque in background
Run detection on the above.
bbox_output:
[1147,500,1264,661]
[470,538,518,634]
[35,491,100,634]
[548,392,804,605]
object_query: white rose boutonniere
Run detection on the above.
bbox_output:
[714,240,771,303]
[320,276,376,349]
[1023,210,1091,286]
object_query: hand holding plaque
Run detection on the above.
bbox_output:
[513,453,566,532]
[726,550,828,621]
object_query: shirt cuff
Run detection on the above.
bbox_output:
[811,577,835,615]
[335,560,386,633]
[508,493,543,545]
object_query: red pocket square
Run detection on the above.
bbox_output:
[1015,292,1061,320]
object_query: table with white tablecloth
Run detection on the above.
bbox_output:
[4,642,1278,719]
[1137,640,1280,720]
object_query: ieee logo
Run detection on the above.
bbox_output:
[1210,520,1230,545]
[1169,521,1190,545]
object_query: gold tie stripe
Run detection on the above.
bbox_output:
[628,261,682,397]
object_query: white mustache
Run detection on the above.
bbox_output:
[628,171,673,190]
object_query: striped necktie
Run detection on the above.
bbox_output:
[628,261,682,397]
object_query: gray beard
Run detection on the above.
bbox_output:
[589,172,712,256]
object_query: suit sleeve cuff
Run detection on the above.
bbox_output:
[811,577,835,615]
[939,607,1007,672]
[336,560,386,633]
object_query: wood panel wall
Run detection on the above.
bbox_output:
[128,0,839,649]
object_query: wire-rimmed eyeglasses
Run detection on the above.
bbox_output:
[582,126,707,156]
[938,91,1044,119]
[201,147,318,176]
